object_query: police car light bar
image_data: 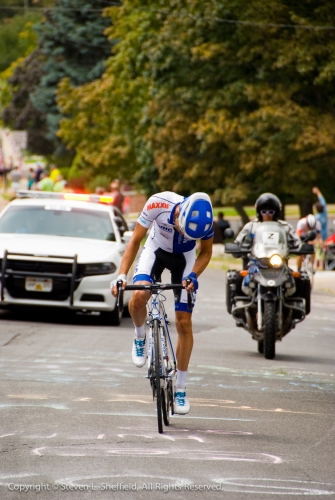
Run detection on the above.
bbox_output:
[16,190,114,204]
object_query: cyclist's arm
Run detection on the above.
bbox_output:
[287,223,301,248]
[119,222,148,276]
[192,237,213,277]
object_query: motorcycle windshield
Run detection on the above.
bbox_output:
[251,222,289,259]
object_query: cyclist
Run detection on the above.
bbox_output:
[111,191,214,415]
[296,214,322,272]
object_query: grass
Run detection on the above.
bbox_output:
[209,254,242,271]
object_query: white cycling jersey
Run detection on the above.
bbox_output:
[296,217,321,239]
[137,191,214,254]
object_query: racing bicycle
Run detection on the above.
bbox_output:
[117,279,192,434]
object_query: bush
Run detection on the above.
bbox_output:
[86,175,111,193]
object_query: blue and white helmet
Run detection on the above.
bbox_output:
[178,192,213,240]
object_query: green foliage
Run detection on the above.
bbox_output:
[2,49,54,155]
[57,2,155,190]
[0,0,54,21]
[57,0,335,206]
[31,0,113,146]
[87,174,111,193]
[0,14,40,72]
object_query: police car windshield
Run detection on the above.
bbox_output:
[0,206,116,241]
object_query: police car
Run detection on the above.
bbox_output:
[0,191,135,324]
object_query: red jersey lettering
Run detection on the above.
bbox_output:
[147,202,169,210]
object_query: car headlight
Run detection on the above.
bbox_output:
[82,262,117,276]
[269,254,283,268]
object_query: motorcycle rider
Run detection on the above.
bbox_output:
[235,192,300,248]
[235,193,300,294]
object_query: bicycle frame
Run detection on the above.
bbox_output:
[117,280,192,433]
[146,290,176,388]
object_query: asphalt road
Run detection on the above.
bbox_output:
[0,268,334,499]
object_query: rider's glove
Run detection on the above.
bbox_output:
[110,274,127,291]
[183,272,198,291]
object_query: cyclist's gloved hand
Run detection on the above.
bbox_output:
[183,272,198,291]
[110,274,127,295]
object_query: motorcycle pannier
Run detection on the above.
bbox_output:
[226,270,244,313]
[291,272,311,316]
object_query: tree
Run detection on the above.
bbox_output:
[0,16,41,130]
[2,49,53,155]
[31,0,113,148]
[57,0,335,211]
[142,0,335,214]
[0,13,41,72]
[57,1,155,190]
[0,0,54,22]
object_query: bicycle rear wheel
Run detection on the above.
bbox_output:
[153,319,163,433]
[161,388,170,426]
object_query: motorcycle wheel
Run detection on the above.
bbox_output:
[258,340,264,354]
[264,301,276,359]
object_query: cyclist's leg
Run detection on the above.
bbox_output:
[170,249,196,373]
[296,255,303,271]
[130,246,165,326]
[175,311,193,372]
[170,250,195,414]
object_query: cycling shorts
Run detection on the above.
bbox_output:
[133,246,196,313]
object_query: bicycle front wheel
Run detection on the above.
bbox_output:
[305,257,314,289]
[153,319,163,434]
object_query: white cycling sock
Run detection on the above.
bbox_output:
[176,370,187,389]
[134,324,146,339]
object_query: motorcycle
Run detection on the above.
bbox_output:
[224,223,315,359]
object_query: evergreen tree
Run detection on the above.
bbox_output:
[31,0,113,147]
[2,49,53,155]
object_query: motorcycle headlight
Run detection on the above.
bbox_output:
[82,262,117,276]
[269,254,283,268]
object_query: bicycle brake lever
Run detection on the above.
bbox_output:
[116,279,124,314]
[185,278,193,311]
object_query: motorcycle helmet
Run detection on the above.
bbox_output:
[178,192,213,239]
[255,193,282,221]
[307,214,316,229]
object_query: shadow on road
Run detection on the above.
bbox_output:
[0,306,131,327]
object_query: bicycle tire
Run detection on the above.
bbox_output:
[153,319,163,434]
[306,257,314,289]
[264,301,276,360]
[161,388,170,426]
[160,325,171,426]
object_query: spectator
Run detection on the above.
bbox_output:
[212,220,223,244]
[53,174,67,192]
[313,187,327,270]
[34,163,44,184]
[110,179,124,212]
[313,187,327,241]
[95,186,105,195]
[123,195,131,215]
[8,166,22,195]
[37,172,54,192]
[27,167,35,190]
[216,211,231,240]
[49,164,61,183]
